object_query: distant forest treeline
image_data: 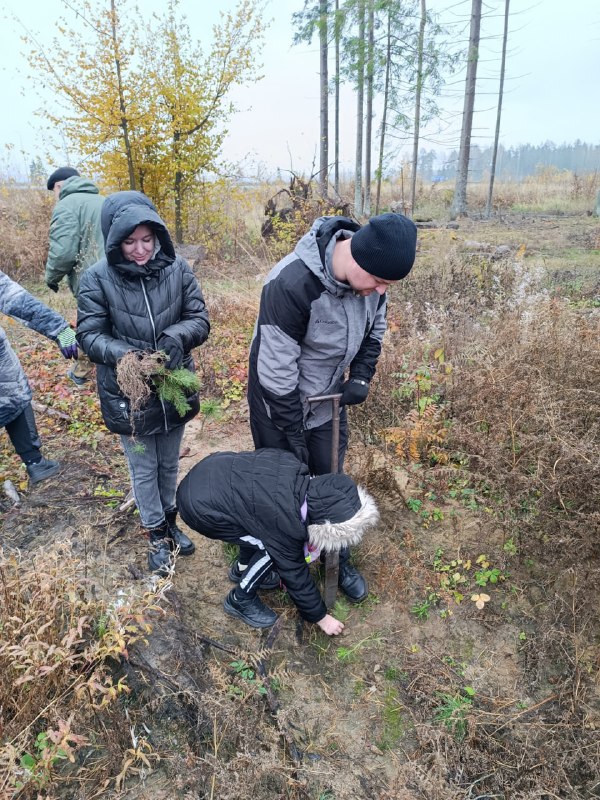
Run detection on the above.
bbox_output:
[419,141,600,181]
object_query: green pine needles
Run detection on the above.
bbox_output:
[154,367,201,417]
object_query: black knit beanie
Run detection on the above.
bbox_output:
[47,167,80,190]
[350,212,417,280]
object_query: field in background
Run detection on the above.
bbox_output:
[1,175,599,799]
[1,168,598,281]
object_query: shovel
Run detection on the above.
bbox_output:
[306,392,343,609]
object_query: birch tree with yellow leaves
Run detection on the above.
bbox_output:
[25,0,266,241]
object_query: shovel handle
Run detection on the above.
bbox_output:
[307,392,343,608]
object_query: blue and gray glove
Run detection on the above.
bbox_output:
[157,334,184,370]
[340,378,370,406]
[56,327,78,359]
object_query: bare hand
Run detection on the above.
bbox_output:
[316,614,345,636]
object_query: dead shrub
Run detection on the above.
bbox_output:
[0,185,53,280]
[0,541,170,797]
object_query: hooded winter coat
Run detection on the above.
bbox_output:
[45,176,105,297]
[176,448,378,623]
[0,271,70,426]
[248,216,388,436]
[76,191,210,436]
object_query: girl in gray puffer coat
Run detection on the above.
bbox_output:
[77,191,210,574]
[0,270,78,483]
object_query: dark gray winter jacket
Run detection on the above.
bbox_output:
[76,191,210,435]
[248,216,387,435]
[0,270,69,426]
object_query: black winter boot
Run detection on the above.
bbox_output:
[223,588,277,629]
[146,522,173,574]
[338,562,368,603]
[165,509,195,556]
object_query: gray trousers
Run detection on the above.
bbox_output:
[120,426,185,529]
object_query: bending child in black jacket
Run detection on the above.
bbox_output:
[176,448,379,635]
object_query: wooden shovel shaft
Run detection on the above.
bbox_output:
[307,392,343,609]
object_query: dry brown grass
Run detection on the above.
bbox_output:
[0,541,172,798]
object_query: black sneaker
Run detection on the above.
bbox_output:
[26,457,60,485]
[228,561,281,590]
[338,562,368,603]
[223,589,277,629]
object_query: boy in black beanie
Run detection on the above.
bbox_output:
[177,448,379,634]
[247,213,416,603]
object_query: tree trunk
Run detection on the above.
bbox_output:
[174,130,183,244]
[485,0,510,218]
[363,1,375,216]
[451,0,482,219]
[334,0,340,196]
[110,0,136,190]
[410,0,427,217]
[354,0,366,216]
[319,0,329,196]
[375,11,392,215]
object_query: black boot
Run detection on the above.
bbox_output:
[223,588,277,629]
[338,562,368,603]
[165,509,195,556]
[146,523,173,574]
[26,457,60,484]
[228,561,281,590]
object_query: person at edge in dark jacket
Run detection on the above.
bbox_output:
[177,448,379,633]
[247,213,417,603]
[76,191,210,574]
[0,270,79,484]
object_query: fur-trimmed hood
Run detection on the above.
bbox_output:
[306,474,379,552]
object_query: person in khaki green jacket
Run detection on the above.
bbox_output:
[45,167,105,387]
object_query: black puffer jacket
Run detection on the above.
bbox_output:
[177,448,328,622]
[76,191,210,435]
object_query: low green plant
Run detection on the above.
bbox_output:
[411,590,440,621]
[378,687,405,750]
[222,542,239,565]
[434,687,475,740]
[93,484,124,508]
[335,633,381,663]
[331,596,351,622]
[229,659,267,695]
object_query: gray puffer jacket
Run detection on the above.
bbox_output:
[248,216,387,434]
[76,191,210,436]
[0,270,69,426]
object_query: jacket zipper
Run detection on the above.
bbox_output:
[140,278,169,433]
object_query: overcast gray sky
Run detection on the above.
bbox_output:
[1,0,599,180]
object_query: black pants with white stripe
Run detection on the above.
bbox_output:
[237,543,274,596]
